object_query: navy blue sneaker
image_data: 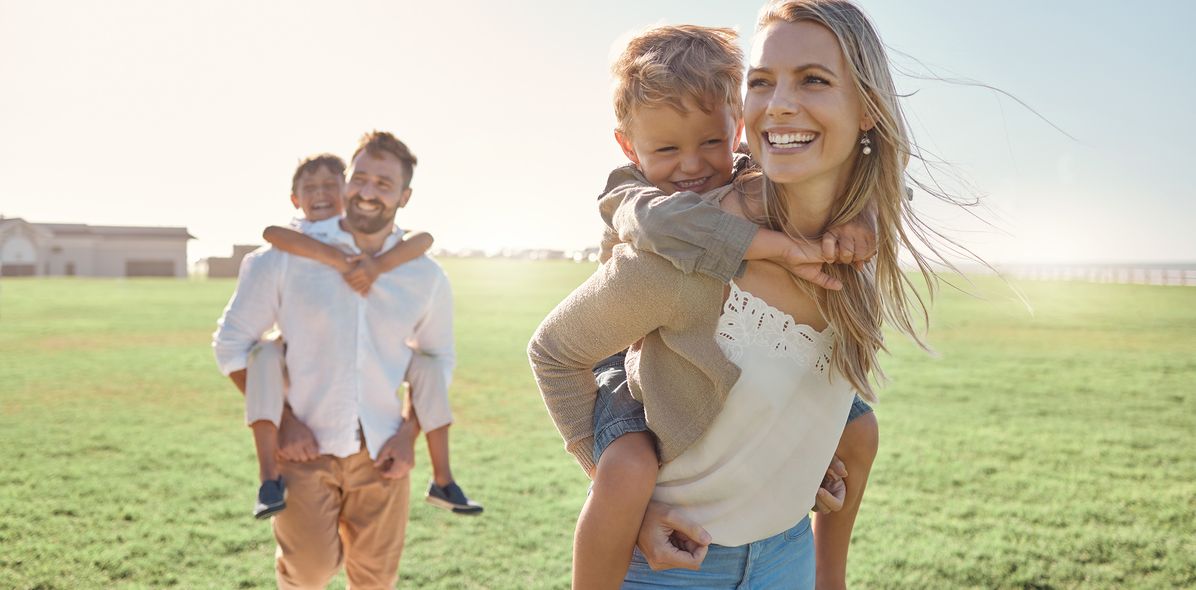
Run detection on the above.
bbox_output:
[254,477,286,519]
[426,481,483,515]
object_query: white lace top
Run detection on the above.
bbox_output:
[652,282,855,546]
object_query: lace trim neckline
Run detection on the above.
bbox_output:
[717,281,834,371]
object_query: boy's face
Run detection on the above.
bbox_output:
[290,165,345,221]
[615,100,743,194]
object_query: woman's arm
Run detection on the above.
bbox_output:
[262,226,353,273]
[528,246,683,473]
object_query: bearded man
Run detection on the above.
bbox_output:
[214,131,454,589]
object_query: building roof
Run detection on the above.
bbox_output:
[0,218,194,240]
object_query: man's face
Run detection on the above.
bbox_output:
[344,151,412,234]
[290,165,345,221]
[615,100,742,195]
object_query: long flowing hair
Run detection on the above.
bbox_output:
[739,0,985,401]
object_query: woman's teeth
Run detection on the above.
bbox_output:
[768,131,816,148]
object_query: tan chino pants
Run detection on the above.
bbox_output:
[273,447,410,590]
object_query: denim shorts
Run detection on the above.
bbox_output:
[622,515,814,589]
[592,351,651,464]
[592,351,874,463]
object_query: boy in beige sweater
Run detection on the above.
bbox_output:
[532,25,878,588]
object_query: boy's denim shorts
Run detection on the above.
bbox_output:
[592,351,875,464]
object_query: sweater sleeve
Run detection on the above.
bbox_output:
[597,165,757,283]
[527,246,683,474]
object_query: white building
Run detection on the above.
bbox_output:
[0,217,193,277]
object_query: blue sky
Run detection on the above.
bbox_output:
[1,0,1192,264]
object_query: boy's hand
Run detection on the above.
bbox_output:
[824,213,877,270]
[374,421,418,479]
[636,501,712,571]
[814,455,848,513]
[772,240,844,291]
[278,406,319,463]
[342,254,381,295]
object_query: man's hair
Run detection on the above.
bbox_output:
[291,153,346,194]
[612,25,744,133]
[351,130,418,189]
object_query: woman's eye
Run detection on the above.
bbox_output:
[804,75,829,85]
[747,78,771,88]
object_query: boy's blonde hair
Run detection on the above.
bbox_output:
[612,25,744,133]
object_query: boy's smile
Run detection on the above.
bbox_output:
[616,100,742,195]
[291,165,346,221]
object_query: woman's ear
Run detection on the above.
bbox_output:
[860,111,877,132]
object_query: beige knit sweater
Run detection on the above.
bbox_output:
[527,185,744,473]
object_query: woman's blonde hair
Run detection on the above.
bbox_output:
[741,0,977,402]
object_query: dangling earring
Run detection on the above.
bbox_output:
[859,133,873,155]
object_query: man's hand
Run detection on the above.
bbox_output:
[813,455,848,513]
[342,254,381,295]
[636,501,712,571]
[278,405,319,463]
[824,212,877,271]
[373,422,418,479]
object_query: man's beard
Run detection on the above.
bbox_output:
[344,195,398,234]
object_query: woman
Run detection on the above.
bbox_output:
[533,0,956,586]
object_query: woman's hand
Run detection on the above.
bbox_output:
[636,501,712,571]
[813,455,848,513]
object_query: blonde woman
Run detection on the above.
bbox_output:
[531,0,960,586]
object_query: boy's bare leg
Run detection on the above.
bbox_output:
[813,412,879,590]
[574,432,658,590]
[425,426,454,488]
[250,420,281,482]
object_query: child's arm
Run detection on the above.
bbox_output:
[262,226,353,273]
[342,230,434,295]
[598,165,756,282]
[599,165,874,287]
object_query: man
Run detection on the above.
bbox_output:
[214,131,453,589]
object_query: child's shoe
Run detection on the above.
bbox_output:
[425,480,483,515]
[254,477,286,519]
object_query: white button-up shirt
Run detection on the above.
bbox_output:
[213,219,454,460]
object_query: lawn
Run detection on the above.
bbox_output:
[0,260,1193,589]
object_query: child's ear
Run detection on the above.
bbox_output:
[290,193,301,209]
[397,187,413,208]
[733,119,745,148]
[614,130,641,167]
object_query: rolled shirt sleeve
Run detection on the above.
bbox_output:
[212,248,283,376]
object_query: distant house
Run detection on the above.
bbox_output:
[0,216,193,277]
[199,245,260,278]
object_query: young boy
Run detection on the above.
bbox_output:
[552,26,879,588]
[240,152,482,519]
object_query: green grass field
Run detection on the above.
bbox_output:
[1,260,1193,589]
